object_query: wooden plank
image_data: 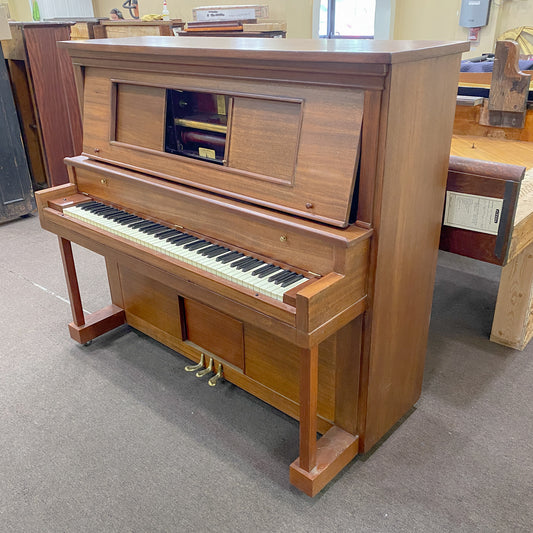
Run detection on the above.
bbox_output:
[362,53,462,451]
[184,299,245,370]
[298,345,319,471]
[23,24,81,186]
[290,426,359,497]
[440,158,523,265]
[114,83,166,150]
[68,304,126,344]
[488,41,531,128]
[228,96,302,181]
[58,237,85,326]
[491,239,533,350]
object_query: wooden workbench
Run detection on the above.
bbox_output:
[450,135,533,349]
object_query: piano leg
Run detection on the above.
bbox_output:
[289,344,359,497]
[58,237,126,344]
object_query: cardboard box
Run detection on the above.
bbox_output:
[193,5,269,22]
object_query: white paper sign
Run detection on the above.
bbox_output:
[196,8,256,21]
[443,191,503,235]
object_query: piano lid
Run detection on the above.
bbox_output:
[60,36,469,65]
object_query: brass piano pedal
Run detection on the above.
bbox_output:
[195,357,213,378]
[185,353,205,372]
[208,364,223,387]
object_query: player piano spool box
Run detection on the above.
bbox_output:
[192,4,269,21]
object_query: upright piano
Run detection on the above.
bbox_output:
[36,37,468,496]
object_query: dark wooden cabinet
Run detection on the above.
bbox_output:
[1,22,82,188]
[0,44,34,222]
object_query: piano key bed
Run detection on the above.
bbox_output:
[64,201,310,301]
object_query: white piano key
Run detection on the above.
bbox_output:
[64,203,312,301]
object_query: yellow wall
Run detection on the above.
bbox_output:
[92,0,314,38]
[394,0,533,58]
[7,0,31,21]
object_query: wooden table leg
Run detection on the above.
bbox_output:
[491,239,533,350]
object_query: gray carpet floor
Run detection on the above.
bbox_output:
[1,214,531,533]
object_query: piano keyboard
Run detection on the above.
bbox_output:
[63,201,310,301]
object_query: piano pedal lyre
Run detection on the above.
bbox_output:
[195,357,213,378]
[185,353,205,372]
[208,364,223,387]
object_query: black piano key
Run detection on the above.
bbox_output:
[197,245,221,256]
[240,259,264,272]
[203,247,229,258]
[129,220,155,229]
[251,264,275,277]
[164,231,185,241]
[153,228,175,238]
[278,272,299,285]
[102,209,123,218]
[217,252,244,263]
[155,229,180,239]
[185,240,210,251]
[255,265,281,278]
[91,206,116,215]
[231,256,255,269]
[269,270,292,283]
[112,213,135,221]
[79,201,101,210]
[141,224,167,234]
[115,215,140,224]
[281,274,305,288]
[278,272,301,287]
[88,204,114,212]
[169,235,197,245]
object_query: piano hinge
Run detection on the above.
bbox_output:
[308,271,320,277]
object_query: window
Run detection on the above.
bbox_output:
[319,0,375,39]
[31,0,94,19]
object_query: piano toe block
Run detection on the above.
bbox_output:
[289,426,359,497]
[68,304,126,345]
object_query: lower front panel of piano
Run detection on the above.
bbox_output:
[111,259,362,437]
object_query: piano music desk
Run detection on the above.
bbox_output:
[450,135,533,349]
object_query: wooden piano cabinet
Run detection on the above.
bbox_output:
[37,38,469,496]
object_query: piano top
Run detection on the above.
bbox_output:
[60,36,469,65]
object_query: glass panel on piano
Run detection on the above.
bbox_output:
[164,89,229,165]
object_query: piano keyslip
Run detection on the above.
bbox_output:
[64,201,310,301]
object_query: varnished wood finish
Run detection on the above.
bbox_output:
[4,58,47,187]
[488,41,531,128]
[184,299,245,370]
[361,53,462,451]
[2,23,82,187]
[97,20,184,39]
[440,156,524,265]
[449,134,533,349]
[298,345,319,471]
[58,237,85,326]
[82,68,364,227]
[37,38,467,495]
[68,304,126,345]
[490,238,533,349]
[290,426,359,497]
